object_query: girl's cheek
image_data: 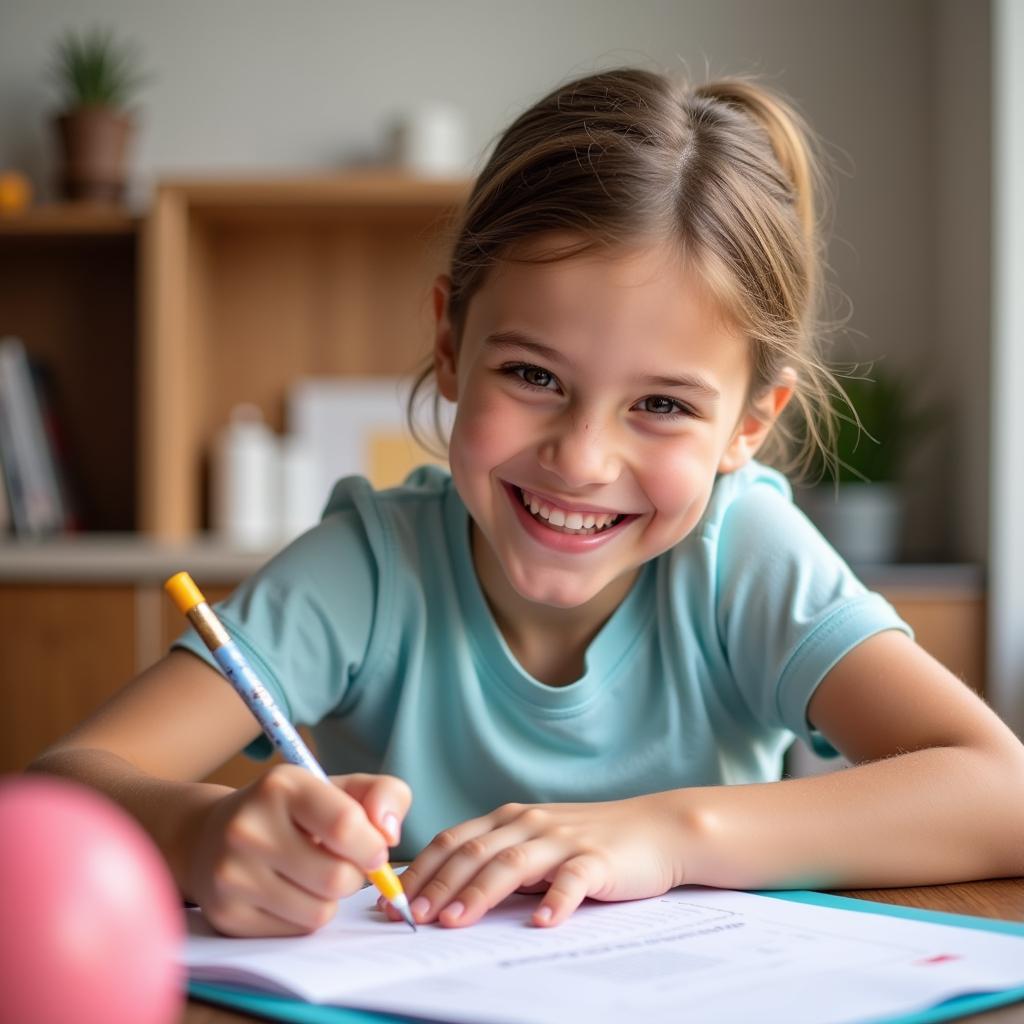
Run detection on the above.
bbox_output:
[453,394,531,462]
[643,449,711,513]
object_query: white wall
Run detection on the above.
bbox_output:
[0,0,990,562]
[989,0,1024,737]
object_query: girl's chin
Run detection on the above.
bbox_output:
[507,569,608,610]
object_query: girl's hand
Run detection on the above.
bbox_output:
[190,765,412,937]
[391,793,685,928]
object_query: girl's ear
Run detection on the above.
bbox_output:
[433,275,459,402]
[717,369,797,474]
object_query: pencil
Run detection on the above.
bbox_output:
[164,570,417,932]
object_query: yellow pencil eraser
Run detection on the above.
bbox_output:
[164,571,205,614]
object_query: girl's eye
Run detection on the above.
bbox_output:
[635,395,693,417]
[503,363,559,391]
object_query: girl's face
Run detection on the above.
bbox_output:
[434,235,791,613]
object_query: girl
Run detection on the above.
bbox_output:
[32,67,1024,937]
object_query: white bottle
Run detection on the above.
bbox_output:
[279,434,321,541]
[212,404,279,549]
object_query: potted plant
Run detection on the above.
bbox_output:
[50,27,147,202]
[799,370,919,565]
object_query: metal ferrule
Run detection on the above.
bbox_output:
[186,602,231,650]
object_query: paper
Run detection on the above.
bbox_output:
[183,884,1024,1024]
[287,377,451,507]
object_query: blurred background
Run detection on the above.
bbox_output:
[0,0,1020,779]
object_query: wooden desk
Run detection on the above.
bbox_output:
[182,878,1024,1023]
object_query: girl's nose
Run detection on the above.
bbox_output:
[537,415,621,488]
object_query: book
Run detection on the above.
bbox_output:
[0,453,9,534]
[183,883,1024,1024]
[0,337,67,536]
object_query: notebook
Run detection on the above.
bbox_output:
[185,885,1024,1024]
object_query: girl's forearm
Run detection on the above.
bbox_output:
[670,745,1024,891]
[27,747,231,902]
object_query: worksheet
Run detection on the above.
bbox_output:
[183,884,1024,1024]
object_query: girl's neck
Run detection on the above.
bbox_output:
[469,524,637,687]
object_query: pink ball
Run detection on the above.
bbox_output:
[0,775,184,1024]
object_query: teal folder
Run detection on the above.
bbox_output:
[188,890,1024,1024]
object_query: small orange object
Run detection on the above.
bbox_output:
[0,170,32,213]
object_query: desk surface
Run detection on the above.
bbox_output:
[181,878,1024,1024]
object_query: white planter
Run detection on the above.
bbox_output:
[799,483,903,564]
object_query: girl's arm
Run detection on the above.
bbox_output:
[396,631,1024,928]
[28,650,264,895]
[29,650,411,935]
[678,629,1024,891]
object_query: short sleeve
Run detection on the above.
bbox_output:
[171,495,383,733]
[713,480,912,755]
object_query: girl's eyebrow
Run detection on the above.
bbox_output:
[482,329,721,401]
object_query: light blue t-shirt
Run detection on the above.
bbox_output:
[173,463,910,860]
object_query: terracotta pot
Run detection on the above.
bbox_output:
[54,107,134,202]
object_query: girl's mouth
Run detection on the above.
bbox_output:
[515,486,626,536]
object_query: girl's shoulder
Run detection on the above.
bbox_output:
[700,461,793,537]
[318,464,458,580]
[322,464,453,518]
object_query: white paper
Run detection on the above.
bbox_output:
[287,377,454,526]
[183,884,1024,1023]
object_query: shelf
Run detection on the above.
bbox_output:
[0,535,986,591]
[0,534,269,583]
[140,173,471,541]
[0,203,139,236]
[0,213,138,531]
[161,171,469,220]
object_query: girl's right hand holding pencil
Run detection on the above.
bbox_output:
[189,766,411,937]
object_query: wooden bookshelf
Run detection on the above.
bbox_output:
[139,173,468,540]
[0,204,140,530]
[0,203,139,236]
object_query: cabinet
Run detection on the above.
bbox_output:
[0,205,139,530]
[0,175,468,537]
[140,175,467,540]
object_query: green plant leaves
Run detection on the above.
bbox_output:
[51,27,147,110]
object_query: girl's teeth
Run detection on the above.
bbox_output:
[519,487,622,534]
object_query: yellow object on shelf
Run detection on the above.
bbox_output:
[0,171,32,214]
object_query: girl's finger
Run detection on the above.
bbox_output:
[254,868,342,933]
[281,771,388,872]
[332,774,413,846]
[399,810,503,900]
[206,901,324,939]
[532,854,606,927]
[269,834,367,903]
[436,837,564,928]
[209,859,340,935]
[408,821,553,925]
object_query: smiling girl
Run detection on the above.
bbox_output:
[32,67,1024,937]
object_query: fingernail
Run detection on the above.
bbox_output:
[534,905,553,925]
[382,812,400,845]
[376,895,386,912]
[411,896,430,921]
[443,900,465,921]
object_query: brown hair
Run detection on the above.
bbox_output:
[409,66,842,477]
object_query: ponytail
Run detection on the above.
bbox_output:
[694,79,819,256]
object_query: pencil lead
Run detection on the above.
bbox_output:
[391,895,418,931]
